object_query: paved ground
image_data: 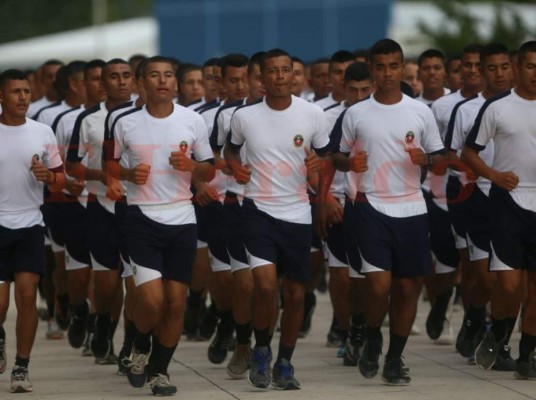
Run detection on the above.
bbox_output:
[0,289,534,399]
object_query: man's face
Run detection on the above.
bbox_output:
[418,57,446,91]
[0,79,31,119]
[310,62,332,98]
[292,61,306,96]
[447,59,462,91]
[202,65,222,102]
[180,70,204,105]
[41,63,62,91]
[69,72,87,104]
[402,62,422,95]
[516,51,536,98]
[461,52,482,88]
[482,53,512,94]
[345,79,373,106]
[261,56,293,98]
[103,63,133,103]
[85,67,107,105]
[371,52,404,92]
[248,64,266,101]
[330,61,354,97]
[222,66,249,102]
[141,62,176,104]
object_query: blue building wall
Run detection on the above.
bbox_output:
[156,0,392,63]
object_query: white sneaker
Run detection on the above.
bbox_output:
[46,320,64,340]
[435,320,454,345]
[10,365,33,393]
[410,323,421,336]
[0,337,6,374]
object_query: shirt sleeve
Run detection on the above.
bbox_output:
[465,101,496,151]
[43,127,64,170]
[66,113,85,163]
[192,117,216,162]
[311,109,331,155]
[421,107,444,154]
[339,109,355,154]
[228,110,245,149]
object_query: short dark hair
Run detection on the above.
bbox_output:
[102,58,129,80]
[220,53,249,78]
[55,60,86,94]
[344,62,371,83]
[129,54,147,67]
[0,69,27,90]
[518,40,536,63]
[352,48,369,61]
[176,63,202,83]
[330,50,355,65]
[312,57,330,66]
[446,55,461,73]
[292,56,305,68]
[248,51,266,75]
[84,59,105,79]
[203,58,221,68]
[135,59,149,81]
[462,44,484,57]
[139,56,174,78]
[369,39,404,63]
[480,43,509,65]
[418,49,445,67]
[260,48,291,73]
[41,59,64,69]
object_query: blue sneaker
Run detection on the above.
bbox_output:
[271,359,301,390]
[247,346,272,388]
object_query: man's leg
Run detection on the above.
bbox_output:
[0,281,10,374]
[516,270,536,378]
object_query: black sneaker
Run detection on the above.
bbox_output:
[426,307,445,341]
[492,345,517,371]
[515,353,536,380]
[198,304,219,341]
[457,317,482,358]
[183,301,202,340]
[127,348,149,388]
[343,323,365,366]
[67,315,87,349]
[149,373,177,396]
[299,293,316,338]
[117,347,130,376]
[475,331,500,370]
[271,359,301,390]
[358,336,383,379]
[382,357,411,385]
[91,315,111,359]
[208,325,233,364]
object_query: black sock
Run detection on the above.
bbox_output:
[466,305,486,333]
[134,330,152,354]
[351,313,365,326]
[0,325,5,340]
[432,288,453,317]
[47,301,55,319]
[86,314,97,336]
[148,338,177,376]
[366,326,382,342]
[304,292,316,308]
[57,293,69,312]
[96,313,112,335]
[386,333,408,360]
[219,310,234,335]
[339,329,349,344]
[276,343,295,363]
[491,318,509,343]
[519,333,536,362]
[123,320,136,354]
[110,319,119,340]
[254,327,271,347]
[235,321,252,345]
[15,355,29,369]
[72,301,89,319]
[187,290,203,308]
[504,317,517,345]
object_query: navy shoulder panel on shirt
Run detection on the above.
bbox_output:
[66,104,102,163]
[32,101,61,121]
[209,100,244,150]
[51,106,81,134]
[443,94,478,149]
[103,106,142,162]
[328,108,349,153]
[198,100,221,114]
[465,90,512,151]
[324,102,341,112]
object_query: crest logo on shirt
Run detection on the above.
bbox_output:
[32,154,40,162]
[293,134,304,148]
[405,131,415,144]
[179,141,188,153]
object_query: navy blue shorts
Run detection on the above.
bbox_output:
[223,192,249,269]
[354,193,433,278]
[465,185,491,255]
[0,225,45,281]
[489,185,536,271]
[42,197,68,248]
[125,206,197,284]
[446,176,472,248]
[63,199,91,267]
[194,203,209,243]
[205,201,231,271]
[241,198,312,283]
[343,198,362,275]
[423,189,459,270]
[87,194,129,271]
[327,221,347,267]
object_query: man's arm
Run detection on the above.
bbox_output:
[460,146,518,191]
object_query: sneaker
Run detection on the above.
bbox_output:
[336,345,346,358]
[183,301,203,340]
[148,373,177,396]
[81,334,93,357]
[475,331,500,370]
[10,365,33,393]
[127,349,149,388]
[37,299,49,321]
[426,290,454,341]
[382,357,411,385]
[344,323,365,366]
[358,336,383,379]
[198,304,219,341]
[0,337,6,374]
[457,317,483,358]
[410,322,421,336]
[46,319,64,340]
[91,315,111,359]
[67,315,87,348]
[299,294,316,338]
[271,359,301,390]
[95,341,119,365]
[515,352,536,380]
[247,346,272,388]
[326,326,342,348]
[208,328,233,364]
[435,320,454,345]
[492,345,517,371]
[227,343,251,379]
[117,348,131,376]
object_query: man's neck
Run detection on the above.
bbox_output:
[265,95,292,111]
[373,89,403,105]
[146,101,174,118]
[422,87,444,101]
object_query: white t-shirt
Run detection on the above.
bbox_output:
[415,88,451,107]
[324,103,347,200]
[431,90,465,142]
[36,101,71,127]
[465,89,536,212]
[314,93,339,111]
[340,94,444,218]
[28,96,54,119]
[201,101,228,199]
[229,95,330,224]
[0,119,63,229]
[113,103,214,225]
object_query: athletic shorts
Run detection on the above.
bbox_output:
[423,189,459,273]
[241,198,311,284]
[125,205,197,286]
[0,224,45,282]
[343,198,364,279]
[205,201,231,272]
[354,193,433,279]
[488,185,536,271]
[223,192,249,272]
[194,203,208,247]
[446,176,472,249]
[465,185,491,261]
